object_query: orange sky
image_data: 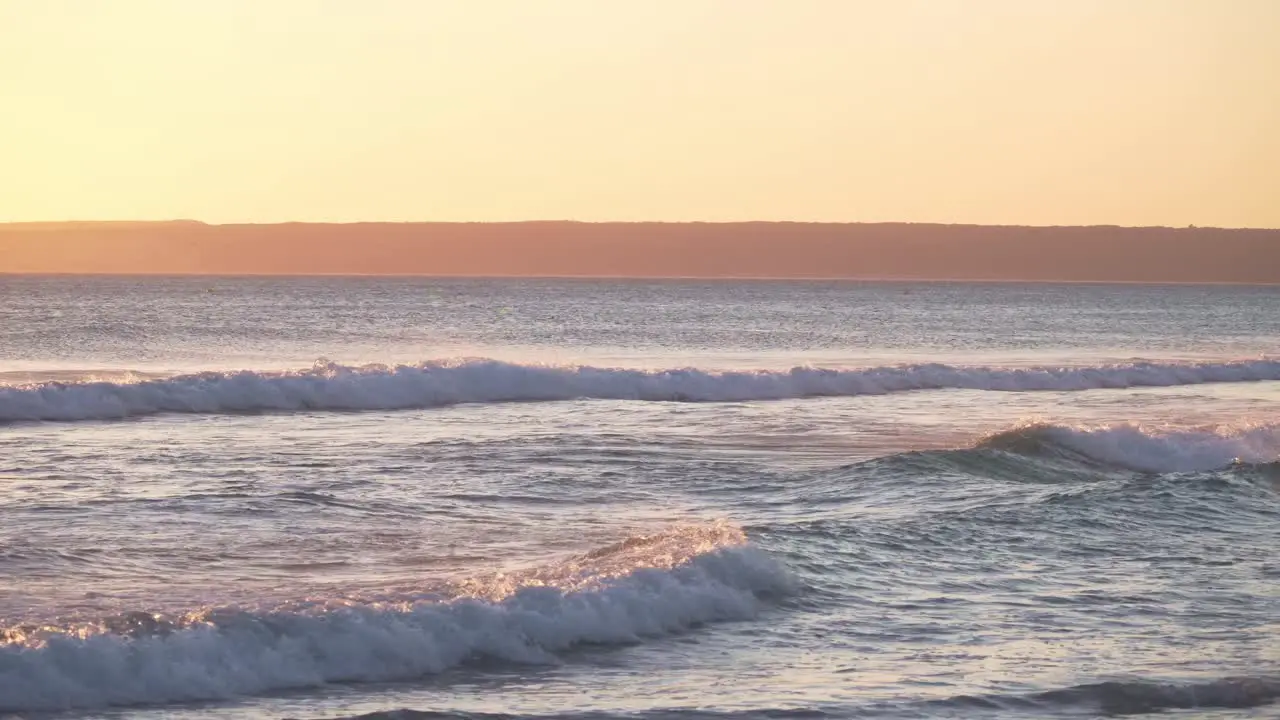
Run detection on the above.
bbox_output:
[2,0,1278,227]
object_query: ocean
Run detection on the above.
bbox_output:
[1,276,1278,719]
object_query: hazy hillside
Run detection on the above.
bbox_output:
[2,221,1277,283]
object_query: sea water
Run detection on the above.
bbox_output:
[1,277,1278,718]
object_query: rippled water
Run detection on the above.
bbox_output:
[1,277,1278,719]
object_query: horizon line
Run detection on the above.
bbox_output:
[3,219,1279,232]
[3,270,1277,287]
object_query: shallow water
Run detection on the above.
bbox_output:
[1,277,1278,719]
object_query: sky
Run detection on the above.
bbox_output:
[2,0,1277,227]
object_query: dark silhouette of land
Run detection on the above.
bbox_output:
[2,221,1278,283]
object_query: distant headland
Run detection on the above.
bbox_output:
[2,221,1277,283]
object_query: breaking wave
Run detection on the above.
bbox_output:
[980,422,1280,473]
[0,523,792,713]
[1,357,1278,423]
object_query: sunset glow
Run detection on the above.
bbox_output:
[3,4,1280,714]
[3,0,1277,228]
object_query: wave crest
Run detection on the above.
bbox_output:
[2,357,1278,423]
[980,422,1280,473]
[0,523,791,713]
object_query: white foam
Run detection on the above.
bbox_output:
[2,357,1278,423]
[995,422,1280,473]
[0,525,792,712]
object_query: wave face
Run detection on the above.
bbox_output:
[0,525,792,713]
[320,673,1280,719]
[1025,675,1280,714]
[980,422,1280,473]
[2,357,1278,423]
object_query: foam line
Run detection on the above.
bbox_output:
[2,357,1278,423]
[0,526,791,712]
[982,422,1280,472]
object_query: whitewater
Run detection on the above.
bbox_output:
[1,276,1277,719]
[3,357,1279,423]
[1,525,791,713]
